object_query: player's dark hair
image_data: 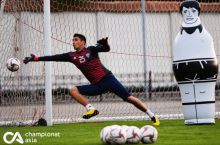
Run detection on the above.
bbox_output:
[74,33,86,43]
[180,0,200,15]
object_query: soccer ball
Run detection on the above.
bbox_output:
[100,125,127,145]
[100,126,112,144]
[6,58,20,72]
[121,125,129,132]
[140,125,158,144]
[109,125,127,145]
[126,126,141,144]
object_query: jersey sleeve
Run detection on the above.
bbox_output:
[88,44,110,53]
[38,52,71,62]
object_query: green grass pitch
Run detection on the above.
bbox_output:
[0,119,220,145]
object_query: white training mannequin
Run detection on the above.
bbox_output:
[172,0,218,124]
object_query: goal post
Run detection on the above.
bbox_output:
[0,0,220,126]
[44,0,52,126]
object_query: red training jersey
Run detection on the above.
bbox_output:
[37,44,112,84]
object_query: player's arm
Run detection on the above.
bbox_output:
[89,37,110,53]
[23,53,71,64]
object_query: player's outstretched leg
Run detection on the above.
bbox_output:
[69,86,99,119]
[126,96,160,126]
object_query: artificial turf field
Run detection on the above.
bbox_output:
[0,119,220,145]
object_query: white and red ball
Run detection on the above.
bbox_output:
[6,58,20,72]
[140,125,158,144]
[100,125,127,145]
[100,126,112,144]
[109,125,127,145]
[126,126,141,144]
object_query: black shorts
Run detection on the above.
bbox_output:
[76,74,131,100]
[173,59,218,84]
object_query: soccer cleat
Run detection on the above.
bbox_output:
[82,109,99,119]
[151,116,160,126]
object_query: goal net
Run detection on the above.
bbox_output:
[0,0,219,126]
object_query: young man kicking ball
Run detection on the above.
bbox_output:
[24,33,160,125]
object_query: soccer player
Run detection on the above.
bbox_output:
[23,33,160,126]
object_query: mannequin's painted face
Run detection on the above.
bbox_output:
[182,7,199,24]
